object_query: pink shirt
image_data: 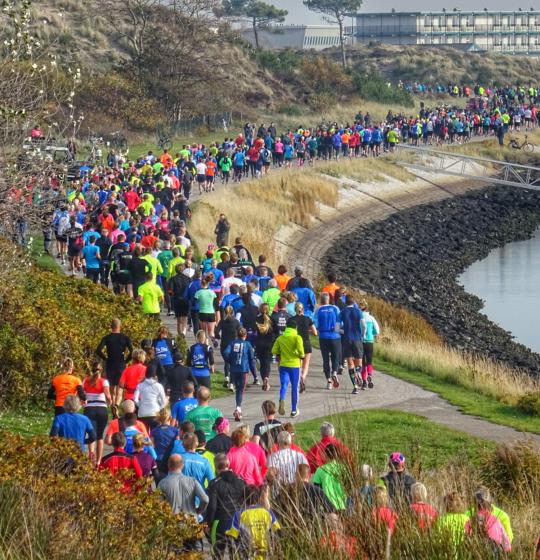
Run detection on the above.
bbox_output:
[275,142,283,153]
[245,441,266,477]
[227,447,263,486]
[110,229,124,244]
[466,512,511,552]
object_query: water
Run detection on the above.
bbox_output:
[459,229,540,354]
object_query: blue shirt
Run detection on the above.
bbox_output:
[223,339,255,374]
[264,136,273,149]
[184,279,202,310]
[180,450,214,488]
[221,293,239,309]
[82,230,101,246]
[150,424,179,461]
[82,245,100,269]
[124,427,157,459]
[233,152,245,166]
[284,145,294,158]
[52,413,94,451]
[314,304,341,339]
[337,306,364,341]
[155,339,173,366]
[171,439,186,456]
[172,397,198,424]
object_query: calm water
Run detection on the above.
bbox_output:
[459,229,540,353]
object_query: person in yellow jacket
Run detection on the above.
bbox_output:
[271,319,305,418]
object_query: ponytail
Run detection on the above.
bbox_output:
[88,361,103,387]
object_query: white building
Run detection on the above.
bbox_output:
[242,25,344,50]
[347,11,540,54]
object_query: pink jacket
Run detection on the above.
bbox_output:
[227,446,263,486]
[245,441,267,477]
[465,511,511,552]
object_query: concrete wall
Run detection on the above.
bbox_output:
[242,26,342,50]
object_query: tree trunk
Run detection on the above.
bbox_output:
[253,18,260,47]
[338,14,346,68]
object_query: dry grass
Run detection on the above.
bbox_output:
[189,170,338,260]
[376,328,540,404]
[317,154,416,184]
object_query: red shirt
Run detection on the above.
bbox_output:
[119,364,147,399]
[307,436,351,473]
[141,235,158,248]
[373,507,398,535]
[248,148,259,161]
[410,503,438,530]
[100,448,143,492]
[235,137,244,147]
[106,418,149,437]
[124,191,140,212]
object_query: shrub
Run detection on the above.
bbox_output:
[278,104,302,116]
[310,91,336,112]
[517,391,540,416]
[0,432,200,559]
[0,265,159,408]
[477,437,540,503]
[350,68,414,108]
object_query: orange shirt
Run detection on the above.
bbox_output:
[140,235,159,248]
[101,217,115,235]
[341,133,350,144]
[322,283,340,298]
[274,274,290,291]
[160,153,173,165]
[106,418,149,437]
[119,364,147,399]
[205,162,217,176]
[52,374,82,407]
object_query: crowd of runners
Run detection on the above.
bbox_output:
[36,92,540,557]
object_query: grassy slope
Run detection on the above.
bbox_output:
[29,236,61,272]
[294,409,490,470]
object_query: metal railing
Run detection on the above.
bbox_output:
[395,145,540,191]
[350,24,540,34]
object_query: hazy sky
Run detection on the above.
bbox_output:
[275,0,533,25]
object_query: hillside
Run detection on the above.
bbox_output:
[333,43,540,86]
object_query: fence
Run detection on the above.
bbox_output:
[157,111,238,139]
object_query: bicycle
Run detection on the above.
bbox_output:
[111,130,128,149]
[157,135,173,151]
[507,135,534,153]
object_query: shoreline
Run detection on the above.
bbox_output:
[323,185,540,375]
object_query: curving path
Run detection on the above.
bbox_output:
[57,166,540,445]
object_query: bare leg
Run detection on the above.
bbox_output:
[301,352,312,381]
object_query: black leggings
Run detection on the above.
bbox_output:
[257,344,273,379]
[221,349,230,377]
[195,375,211,389]
[231,372,247,408]
[362,342,374,367]
[84,406,109,440]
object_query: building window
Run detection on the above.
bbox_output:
[424,16,431,27]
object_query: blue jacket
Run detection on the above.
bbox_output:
[184,279,202,310]
[314,304,341,339]
[223,339,257,375]
[179,450,214,489]
[363,311,380,343]
[292,287,317,318]
[337,306,365,341]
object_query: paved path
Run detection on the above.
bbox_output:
[55,149,540,446]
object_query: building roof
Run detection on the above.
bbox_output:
[351,11,540,16]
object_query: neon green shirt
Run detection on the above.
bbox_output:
[141,255,163,283]
[167,256,185,279]
[138,282,163,314]
[312,462,347,510]
[138,201,153,215]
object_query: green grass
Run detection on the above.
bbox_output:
[29,235,61,272]
[294,409,490,471]
[0,407,52,438]
[373,356,540,435]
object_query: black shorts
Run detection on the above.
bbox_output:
[199,312,216,323]
[197,174,206,183]
[84,406,109,440]
[373,141,381,147]
[117,274,132,286]
[342,339,363,360]
[174,300,190,318]
[362,141,370,147]
[68,246,81,257]
[56,235,67,243]
[106,364,125,386]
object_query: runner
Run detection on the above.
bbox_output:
[47,357,86,417]
[290,303,316,394]
[359,300,380,390]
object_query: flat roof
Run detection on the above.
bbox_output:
[350,11,540,16]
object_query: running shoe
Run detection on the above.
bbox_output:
[332,373,340,388]
[188,325,193,331]
[252,378,261,386]
[291,410,299,418]
[211,337,218,349]
[234,409,242,422]
[263,378,269,391]
[229,383,235,393]
[299,378,306,394]
[111,404,119,420]
[61,260,65,266]
[368,375,374,389]
[361,379,368,391]
[56,253,61,258]
[352,386,359,395]
[337,365,344,376]
[223,377,229,388]
[271,356,276,364]
[278,399,285,415]
[326,381,332,390]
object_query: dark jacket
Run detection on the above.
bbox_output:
[203,469,246,525]
[169,273,190,303]
[214,219,230,242]
[165,364,199,404]
[215,317,241,350]
[381,471,416,506]
[205,432,233,455]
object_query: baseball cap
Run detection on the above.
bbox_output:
[173,352,184,363]
[389,452,405,467]
[295,265,303,273]
[141,339,152,348]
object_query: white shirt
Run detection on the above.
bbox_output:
[196,163,207,175]
[133,378,167,417]
[178,236,191,248]
[267,448,308,485]
[222,277,243,296]
[251,293,263,307]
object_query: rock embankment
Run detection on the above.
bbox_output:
[325,186,540,374]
